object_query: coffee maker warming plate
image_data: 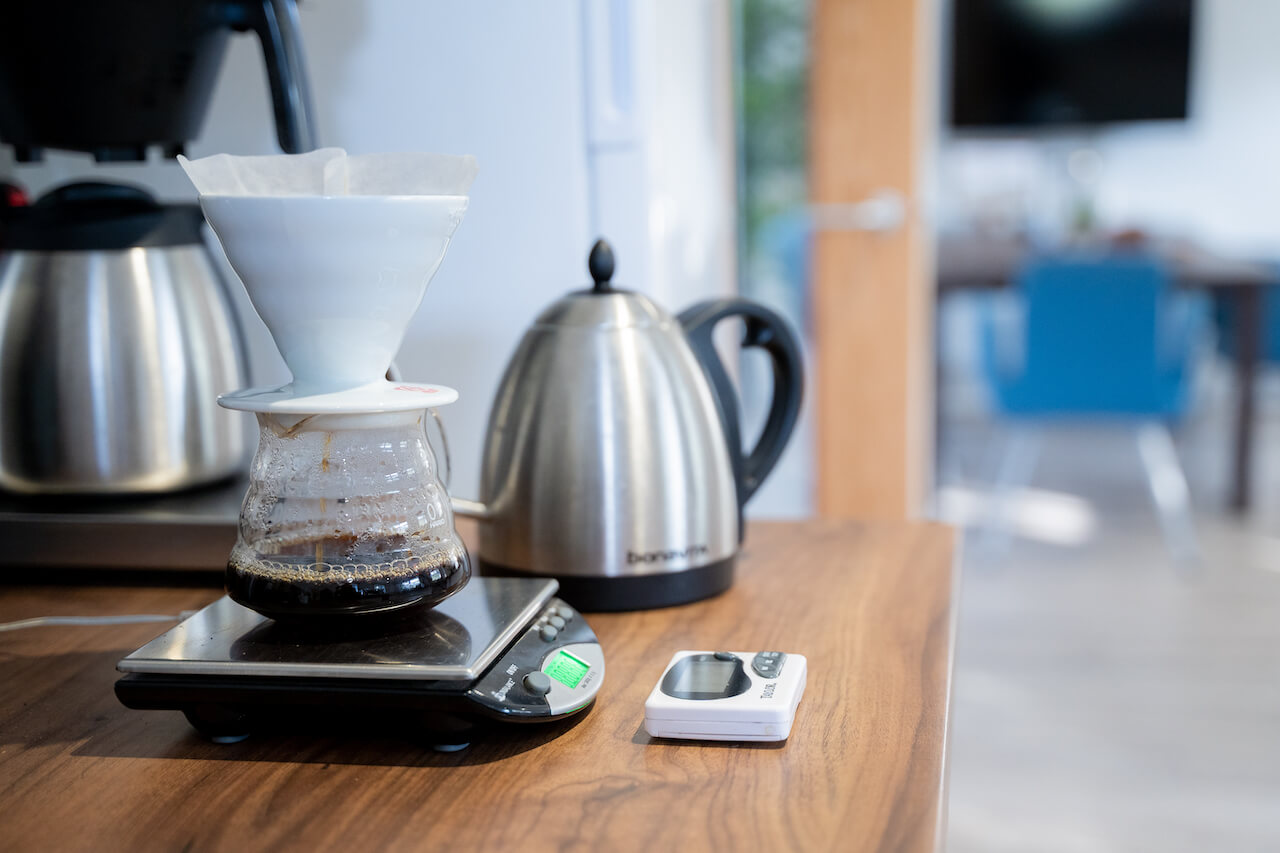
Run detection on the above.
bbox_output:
[0,478,243,572]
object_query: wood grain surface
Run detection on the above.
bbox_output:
[0,520,956,853]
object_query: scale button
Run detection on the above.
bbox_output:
[713,651,736,661]
[548,615,566,630]
[540,625,558,642]
[523,672,553,695]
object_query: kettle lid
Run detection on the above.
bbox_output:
[533,238,670,329]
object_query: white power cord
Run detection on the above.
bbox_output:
[0,612,196,633]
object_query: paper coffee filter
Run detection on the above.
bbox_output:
[339,151,479,196]
[178,148,479,197]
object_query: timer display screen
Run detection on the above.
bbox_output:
[545,650,590,688]
[659,654,752,700]
[672,660,737,694]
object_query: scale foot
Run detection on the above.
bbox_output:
[209,732,252,745]
[183,707,254,743]
[431,742,470,752]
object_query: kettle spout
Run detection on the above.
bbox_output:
[450,496,492,521]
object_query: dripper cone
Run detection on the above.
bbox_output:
[180,149,477,397]
[200,194,467,395]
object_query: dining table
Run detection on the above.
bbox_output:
[938,232,1279,513]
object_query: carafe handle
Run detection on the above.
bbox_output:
[678,299,804,518]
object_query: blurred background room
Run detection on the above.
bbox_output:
[738,0,1280,849]
[1,1,1277,849]
[768,1,1278,850]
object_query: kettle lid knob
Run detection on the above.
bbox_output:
[588,238,615,293]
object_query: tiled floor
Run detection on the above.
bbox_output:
[940,386,1280,852]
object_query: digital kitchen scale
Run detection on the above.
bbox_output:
[115,577,604,748]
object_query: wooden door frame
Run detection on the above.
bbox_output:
[810,0,937,519]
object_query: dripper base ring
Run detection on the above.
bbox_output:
[219,380,458,414]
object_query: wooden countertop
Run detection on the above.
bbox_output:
[0,519,957,853]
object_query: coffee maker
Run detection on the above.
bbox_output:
[0,0,317,495]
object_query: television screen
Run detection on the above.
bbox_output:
[949,0,1194,129]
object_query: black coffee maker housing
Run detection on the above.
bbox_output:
[0,0,316,161]
[0,0,317,495]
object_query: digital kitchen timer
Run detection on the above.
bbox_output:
[643,650,806,742]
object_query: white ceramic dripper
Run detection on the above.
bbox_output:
[200,193,466,401]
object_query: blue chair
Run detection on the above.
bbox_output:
[979,254,1209,562]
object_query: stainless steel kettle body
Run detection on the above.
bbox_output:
[458,240,803,610]
[0,193,248,493]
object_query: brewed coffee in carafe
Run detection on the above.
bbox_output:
[180,149,477,620]
[227,411,469,619]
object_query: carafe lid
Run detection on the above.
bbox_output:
[533,239,671,329]
[0,181,203,251]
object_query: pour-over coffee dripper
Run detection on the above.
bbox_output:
[185,151,476,620]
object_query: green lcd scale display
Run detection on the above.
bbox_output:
[545,650,590,688]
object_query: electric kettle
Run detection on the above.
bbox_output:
[453,240,803,610]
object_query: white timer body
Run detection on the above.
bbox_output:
[643,650,807,742]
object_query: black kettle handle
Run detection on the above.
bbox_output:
[678,299,804,512]
[224,0,318,153]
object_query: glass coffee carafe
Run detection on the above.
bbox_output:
[227,410,469,619]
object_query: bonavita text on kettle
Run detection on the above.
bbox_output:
[626,544,710,565]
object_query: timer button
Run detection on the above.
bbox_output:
[539,625,558,642]
[522,672,552,695]
[752,652,786,678]
[548,615,566,630]
[713,651,736,661]
[555,606,574,621]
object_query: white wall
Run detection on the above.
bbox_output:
[937,0,1280,259]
